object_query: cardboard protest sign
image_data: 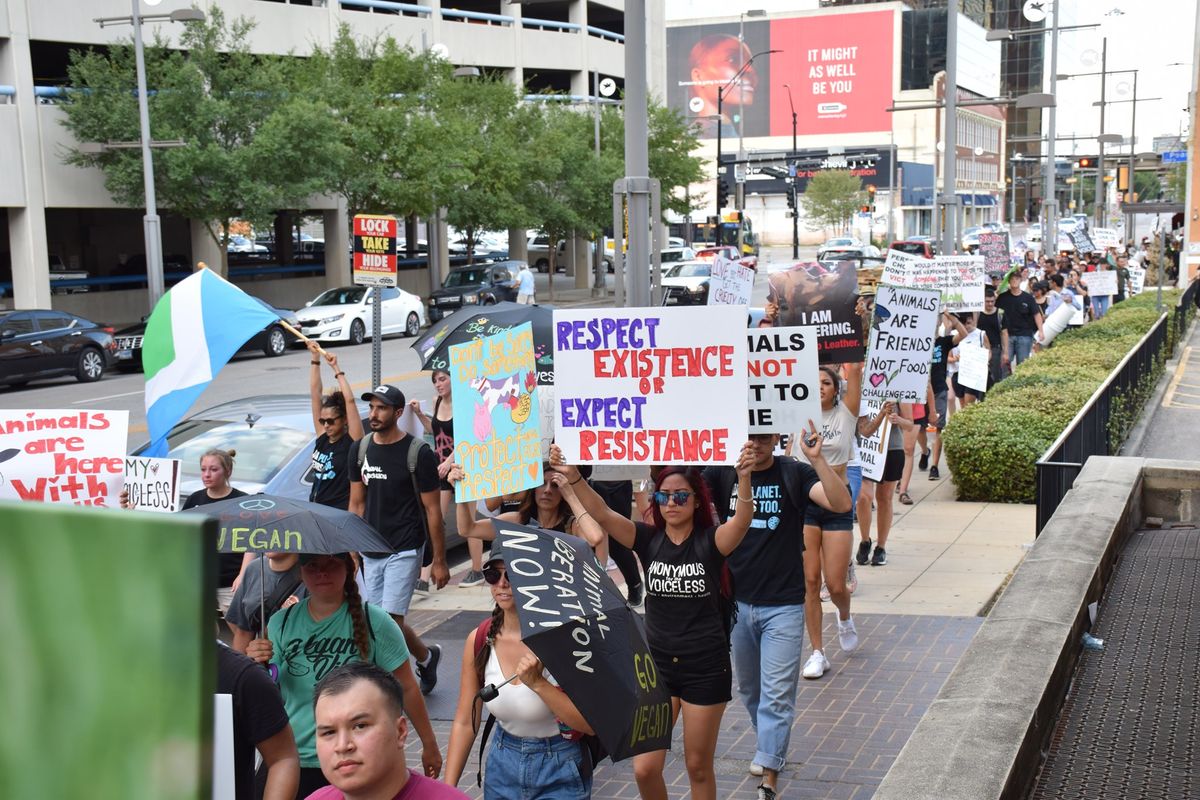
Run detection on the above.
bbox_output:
[746,326,821,434]
[857,399,891,482]
[450,322,543,501]
[1083,270,1118,296]
[956,344,990,393]
[553,306,748,465]
[861,285,941,404]
[0,410,129,506]
[881,248,930,286]
[767,261,863,364]
[1070,304,1086,326]
[883,252,985,311]
[977,231,1011,275]
[1128,266,1146,295]
[123,456,182,513]
[1091,227,1121,250]
[707,255,755,306]
[1070,227,1097,255]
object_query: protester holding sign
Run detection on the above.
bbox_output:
[549,441,757,800]
[452,464,604,549]
[442,547,594,798]
[855,403,910,567]
[182,449,250,613]
[307,343,364,511]
[995,271,1044,369]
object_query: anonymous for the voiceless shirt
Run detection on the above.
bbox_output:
[633,523,725,659]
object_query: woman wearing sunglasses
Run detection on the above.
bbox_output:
[306,341,364,510]
[548,441,757,800]
[443,549,595,797]
[451,464,605,550]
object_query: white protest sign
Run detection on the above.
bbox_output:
[857,399,891,482]
[708,255,755,306]
[1091,228,1121,249]
[861,285,941,404]
[881,249,931,286]
[553,306,748,465]
[213,693,235,800]
[123,456,182,513]
[747,326,821,434]
[1128,266,1145,295]
[0,410,129,506]
[956,344,990,393]
[882,252,985,311]
[1070,304,1086,326]
[1084,270,1118,296]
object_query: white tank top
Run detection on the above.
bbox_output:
[798,403,857,468]
[482,647,562,738]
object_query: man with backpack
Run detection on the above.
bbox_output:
[703,432,851,800]
[350,385,448,696]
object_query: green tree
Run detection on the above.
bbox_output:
[60,9,337,276]
[800,170,865,234]
[1133,170,1161,202]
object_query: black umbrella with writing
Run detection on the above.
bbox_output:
[411,302,556,385]
[491,520,673,761]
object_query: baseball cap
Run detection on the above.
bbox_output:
[483,542,509,569]
[361,384,405,407]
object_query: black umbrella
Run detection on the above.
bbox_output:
[492,520,673,762]
[411,302,555,385]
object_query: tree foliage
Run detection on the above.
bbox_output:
[800,170,865,234]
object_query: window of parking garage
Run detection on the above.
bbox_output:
[523,69,573,95]
[519,1,574,33]
[586,3,623,40]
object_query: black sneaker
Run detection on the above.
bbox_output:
[918,450,930,471]
[757,784,778,800]
[871,546,887,566]
[856,538,872,566]
[929,466,941,480]
[417,644,441,695]
[627,582,644,607]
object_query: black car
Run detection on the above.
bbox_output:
[0,309,116,388]
[427,260,523,322]
[113,298,301,371]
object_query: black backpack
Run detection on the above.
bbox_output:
[356,434,434,563]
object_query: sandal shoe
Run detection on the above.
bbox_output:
[899,491,913,505]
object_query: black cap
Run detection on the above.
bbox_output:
[483,543,508,569]
[361,384,405,407]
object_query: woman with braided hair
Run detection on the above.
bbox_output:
[247,553,442,797]
[442,549,594,798]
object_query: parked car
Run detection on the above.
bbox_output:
[660,246,698,265]
[889,240,936,259]
[661,261,712,306]
[294,285,425,345]
[131,395,470,548]
[527,233,562,272]
[819,243,881,261]
[981,221,1007,234]
[113,297,300,371]
[48,255,90,295]
[0,309,115,388]
[961,226,984,253]
[427,261,523,322]
[227,235,269,258]
[694,245,758,272]
[1027,223,1042,243]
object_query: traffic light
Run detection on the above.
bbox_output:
[866,184,877,212]
[1078,157,1094,169]
[787,183,797,211]
[716,180,729,213]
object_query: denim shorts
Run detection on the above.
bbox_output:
[803,487,854,531]
[485,726,592,800]
[362,546,423,616]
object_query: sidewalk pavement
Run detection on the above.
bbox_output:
[1135,315,1200,460]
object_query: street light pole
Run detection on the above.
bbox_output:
[1042,0,1060,255]
[624,0,651,307]
[1095,38,1108,228]
[1127,70,1138,243]
[940,1,959,255]
[130,1,165,307]
[784,83,798,258]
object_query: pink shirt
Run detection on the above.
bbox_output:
[306,770,470,800]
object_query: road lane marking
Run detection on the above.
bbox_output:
[1162,347,1192,408]
[72,389,145,404]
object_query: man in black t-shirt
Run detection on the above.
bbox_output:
[977,286,1009,385]
[217,643,298,800]
[349,384,447,695]
[995,272,1044,371]
[702,432,849,798]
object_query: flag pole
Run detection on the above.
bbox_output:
[277,320,329,357]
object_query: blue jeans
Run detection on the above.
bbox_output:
[846,465,863,524]
[1091,295,1111,318]
[1009,334,1034,368]
[731,601,806,772]
[485,726,592,800]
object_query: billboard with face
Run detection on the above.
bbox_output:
[667,9,896,139]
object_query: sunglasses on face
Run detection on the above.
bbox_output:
[653,490,694,506]
[483,566,508,585]
[318,417,343,425]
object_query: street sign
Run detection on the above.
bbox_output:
[1161,150,1187,164]
[352,214,397,287]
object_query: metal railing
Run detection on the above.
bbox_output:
[339,0,434,17]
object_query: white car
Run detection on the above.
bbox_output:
[294,285,425,345]
[660,260,712,305]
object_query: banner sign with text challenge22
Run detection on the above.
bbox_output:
[553,307,748,465]
[450,323,543,501]
[861,285,940,404]
[0,410,129,506]
[747,327,821,434]
[352,214,397,287]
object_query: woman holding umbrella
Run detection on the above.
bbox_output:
[306,342,363,510]
[547,442,757,800]
[443,547,595,797]
[246,552,442,797]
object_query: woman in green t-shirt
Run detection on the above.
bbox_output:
[247,553,442,796]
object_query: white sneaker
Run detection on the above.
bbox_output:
[749,763,764,777]
[819,583,831,602]
[802,650,830,679]
[838,618,859,653]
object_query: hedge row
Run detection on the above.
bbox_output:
[942,288,1194,503]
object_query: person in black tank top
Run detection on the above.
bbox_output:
[306,342,363,510]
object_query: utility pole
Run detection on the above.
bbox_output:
[785,84,798,259]
[624,0,651,307]
[1042,0,1060,255]
[1126,71,1138,244]
[940,2,959,255]
[1095,38,1108,228]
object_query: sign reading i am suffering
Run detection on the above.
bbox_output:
[450,322,543,501]
[553,306,748,465]
[861,285,941,404]
[747,326,822,434]
[707,255,755,307]
[0,410,129,506]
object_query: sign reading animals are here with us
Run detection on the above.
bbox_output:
[860,285,940,404]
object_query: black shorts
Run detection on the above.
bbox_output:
[438,478,453,493]
[952,373,985,401]
[803,487,854,531]
[653,651,731,706]
[867,449,905,484]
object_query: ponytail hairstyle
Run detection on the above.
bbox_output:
[646,467,716,531]
[342,558,371,661]
[200,448,236,478]
[819,366,842,405]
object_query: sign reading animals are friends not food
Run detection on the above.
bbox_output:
[553,306,748,465]
[861,285,941,404]
[123,456,182,513]
[0,410,129,506]
[450,322,543,501]
[746,326,822,434]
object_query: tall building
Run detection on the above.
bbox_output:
[991,0,1045,222]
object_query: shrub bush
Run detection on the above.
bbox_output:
[943,286,1190,503]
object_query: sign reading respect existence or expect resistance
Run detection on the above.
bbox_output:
[553,306,748,465]
[0,410,129,506]
[352,214,397,287]
[450,323,543,501]
[882,252,986,312]
[861,285,941,404]
[747,326,822,434]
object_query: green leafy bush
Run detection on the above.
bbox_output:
[943,406,1064,502]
